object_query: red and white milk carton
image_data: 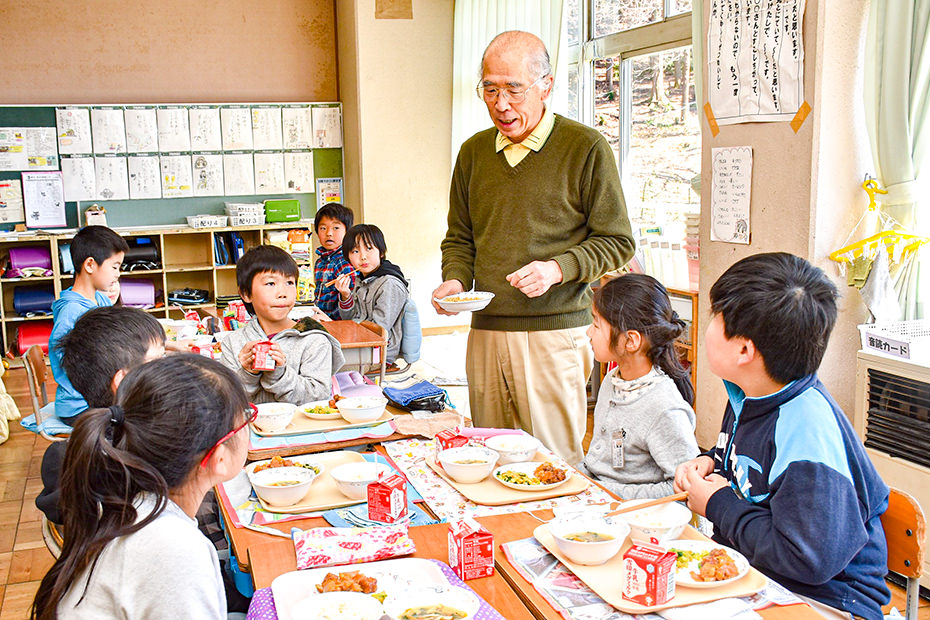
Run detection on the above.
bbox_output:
[448,519,494,581]
[435,428,469,456]
[367,473,407,524]
[622,544,676,607]
[252,341,275,371]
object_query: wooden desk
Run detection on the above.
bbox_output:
[475,511,824,620]
[323,319,386,384]
[245,524,537,619]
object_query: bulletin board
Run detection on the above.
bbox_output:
[0,103,344,229]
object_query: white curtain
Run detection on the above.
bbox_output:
[864,0,930,319]
[451,0,566,161]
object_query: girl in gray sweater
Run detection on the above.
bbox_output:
[579,274,698,499]
[334,224,410,364]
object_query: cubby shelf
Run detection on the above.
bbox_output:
[0,221,312,354]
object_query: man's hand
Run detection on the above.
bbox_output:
[431,280,465,315]
[674,455,714,493]
[237,340,260,373]
[682,470,730,517]
[506,260,563,298]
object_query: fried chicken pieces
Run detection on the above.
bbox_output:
[691,548,739,582]
[534,462,567,485]
[315,570,378,594]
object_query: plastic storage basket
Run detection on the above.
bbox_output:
[186,215,228,228]
[858,320,930,366]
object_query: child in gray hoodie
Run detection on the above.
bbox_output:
[334,224,409,364]
[220,245,344,404]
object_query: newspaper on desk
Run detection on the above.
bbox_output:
[383,437,616,521]
[501,537,804,620]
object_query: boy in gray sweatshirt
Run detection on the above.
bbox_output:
[220,245,344,404]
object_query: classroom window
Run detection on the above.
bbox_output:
[562,0,698,290]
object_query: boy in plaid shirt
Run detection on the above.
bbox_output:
[313,203,356,319]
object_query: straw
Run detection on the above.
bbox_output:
[605,491,688,517]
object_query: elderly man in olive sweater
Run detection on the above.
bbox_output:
[433,30,635,465]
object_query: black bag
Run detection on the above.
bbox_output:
[123,237,161,271]
[167,288,210,305]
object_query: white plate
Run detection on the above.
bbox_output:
[298,399,342,420]
[664,539,750,588]
[434,291,495,313]
[271,558,451,620]
[493,461,572,491]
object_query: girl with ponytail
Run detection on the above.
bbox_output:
[579,273,699,500]
[32,355,253,620]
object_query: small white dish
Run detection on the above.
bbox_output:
[290,591,383,620]
[329,461,393,500]
[484,434,541,464]
[664,539,750,588]
[493,461,571,491]
[335,396,388,424]
[437,446,499,484]
[616,499,692,544]
[254,402,297,432]
[433,291,495,313]
[547,516,630,566]
[298,400,342,420]
[382,585,481,620]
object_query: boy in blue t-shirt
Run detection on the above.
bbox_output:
[675,253,890,620]
[313,203,356,320]
[49,225,128,423]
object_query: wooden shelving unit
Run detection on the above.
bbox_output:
[0,221,312,354]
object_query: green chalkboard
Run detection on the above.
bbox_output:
[0,104,343,229]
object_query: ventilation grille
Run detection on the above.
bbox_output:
[865,368,930,468]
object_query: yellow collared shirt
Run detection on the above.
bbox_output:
[495,109,555,167]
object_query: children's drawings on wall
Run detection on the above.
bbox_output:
[223,152,255,196]
[94,155,129,201]
[252,107,283,151]
[284,151,314,193]
[60,156,96,201]
[160,154,193,198]
[156,107,191,152]
[711,147,752,244]
[128,155,162,200]
[0,180,25,223]
[221,107,253,151]
[311,106,342,148]
[708,0,805,125]
[90,108,127,154]
[254,152,285,194]
[22,171,66,228]
[189,106,222,152]
[192,153,224,197]
[125,107,159,153]
[56,107,93,155]
[282,106,313,149]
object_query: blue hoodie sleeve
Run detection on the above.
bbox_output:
[706,390,870,584]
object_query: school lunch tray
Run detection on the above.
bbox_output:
[270,558,505,620]
[251,450,369,514]
[533,524,767,613]
[425,453,589,506]
[250,409,394,437]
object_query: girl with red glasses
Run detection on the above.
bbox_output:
[32,355,251,620]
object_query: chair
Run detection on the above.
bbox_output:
[21,344,66,442]
[881,488,926,620]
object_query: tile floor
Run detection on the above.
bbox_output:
[0,336,925,618]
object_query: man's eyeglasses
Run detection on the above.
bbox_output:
[199,403,258,468]
[476,76,548,103]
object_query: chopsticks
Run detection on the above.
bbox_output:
[605,491,688,517]
[324,269,358,287]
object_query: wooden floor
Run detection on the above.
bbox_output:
[0,366,926,619]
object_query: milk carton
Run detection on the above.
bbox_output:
[252,341,275,371]
[367,473,407,524]
[622,544,676,606]
[448,519,494,581]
